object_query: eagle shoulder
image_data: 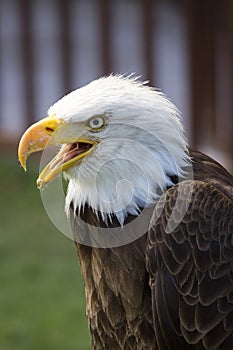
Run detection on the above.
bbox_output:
[147,179,233,349]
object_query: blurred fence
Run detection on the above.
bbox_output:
[0,0,232,169]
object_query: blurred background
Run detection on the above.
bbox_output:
[0,0,232,349]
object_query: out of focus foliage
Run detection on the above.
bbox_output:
[0,153,91,350]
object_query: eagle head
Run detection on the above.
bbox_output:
[18,75,189,225]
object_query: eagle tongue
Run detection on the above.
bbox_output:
[62,142,91,163]
[48,142,91,171]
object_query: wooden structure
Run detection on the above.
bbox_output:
[0,0,232,169]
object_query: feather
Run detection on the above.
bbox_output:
[18,75,233,349]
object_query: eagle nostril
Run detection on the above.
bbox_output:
[45,127,54,134]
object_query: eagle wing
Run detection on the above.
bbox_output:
[146,180,233,349]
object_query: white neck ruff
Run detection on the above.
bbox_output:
[65,137,190,226]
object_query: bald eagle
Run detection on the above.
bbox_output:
[18,75,233,349]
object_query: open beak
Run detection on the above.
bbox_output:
[18,116,95,189]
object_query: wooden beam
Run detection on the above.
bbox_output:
[98,0,112,75]
[59,0,72,94]
[141,0,155,84]
[226,0,233,158]
[20,0,35,127]
[186,0,216,148]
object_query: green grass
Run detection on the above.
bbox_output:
[0,152,91,350]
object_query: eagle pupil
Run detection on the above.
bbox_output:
[93,119,99,126]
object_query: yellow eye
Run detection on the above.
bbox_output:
[87,115,106,131]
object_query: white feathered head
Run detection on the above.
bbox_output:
[18,75,190,224]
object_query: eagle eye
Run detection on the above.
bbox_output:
[86,115,106,131]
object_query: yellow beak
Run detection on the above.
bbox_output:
[18,116,95,189]
[18,116,63,171]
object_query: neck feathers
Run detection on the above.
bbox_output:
[65,145,190,226]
